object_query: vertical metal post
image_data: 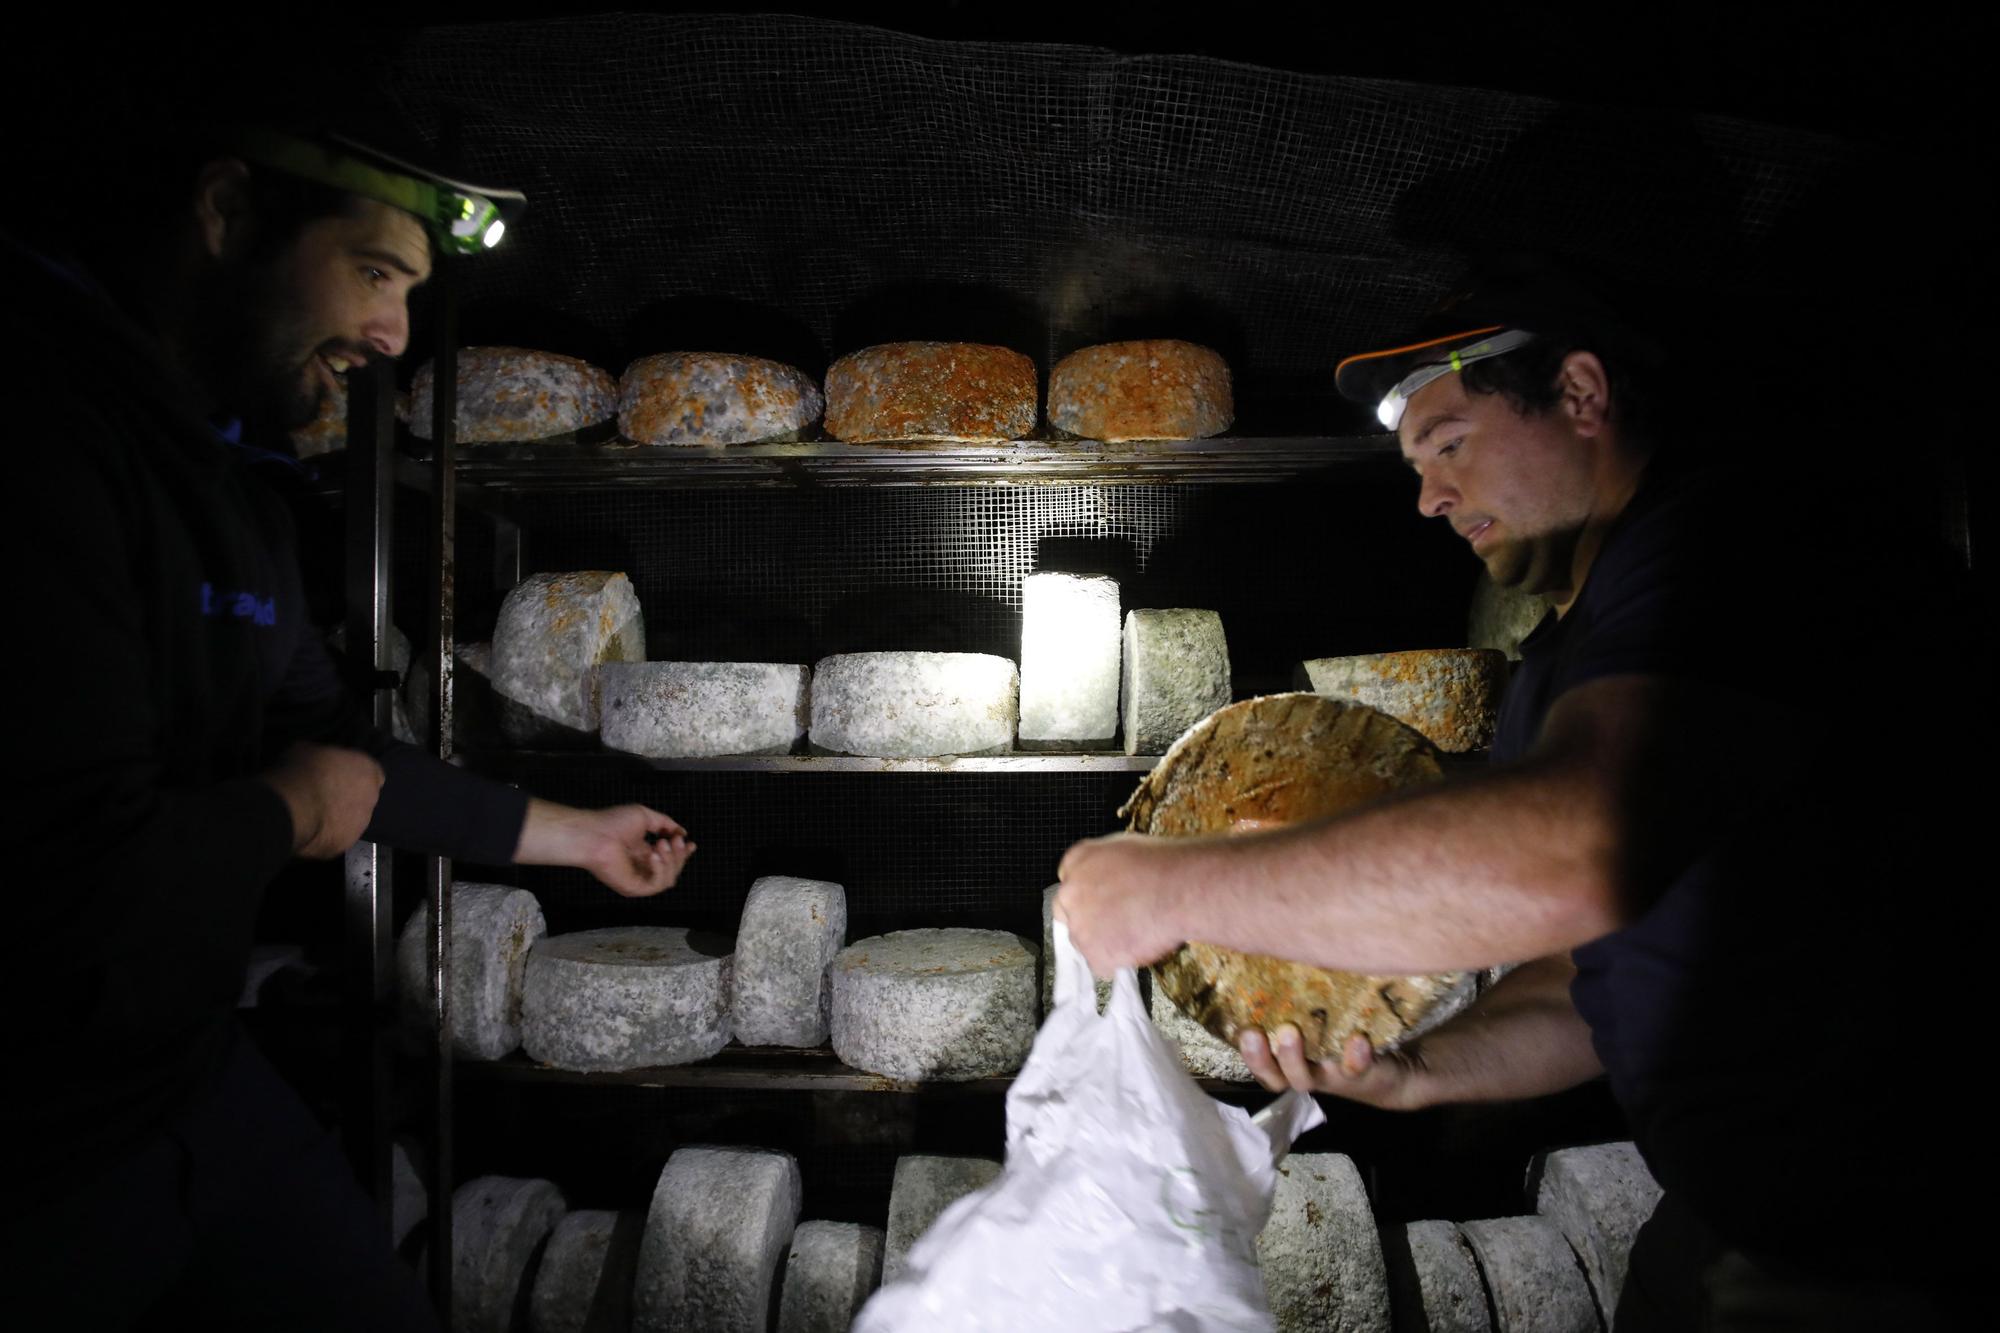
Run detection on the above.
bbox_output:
[424,257,459,1324]
[342,358,399,1231]
[493,514,523,597]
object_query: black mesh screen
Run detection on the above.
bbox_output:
[376,14,1854,433]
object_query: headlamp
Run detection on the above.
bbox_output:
[228,128,526,257]
[1375,329,1538,430]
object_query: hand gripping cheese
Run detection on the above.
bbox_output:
[448,1176,568,1333]
[409,347,617,442]
[634,1146,802,1333]
[881,1155,1002,1283]
[1531,1141,1661,1324]
[829,930,1037,1080]
[397,883,547,1061]
[1121,608,1230,755]
[1298,649,1509,754]
[1385,1222,1492,1333]
[491,571,645,743]
[776,1220,885,1333]
[520,927,733,1071]
[809,652,1018,757]
[732,876,848,1047]
[599,661,809,758]
[619,352,825,445]
[823,342,1037,442]
[1458,1217,1599,1333]
[1019,573,1120,745]
[1047,340,1234,441]
[529,1209,644,1333]
[1258,1153,1390,1333]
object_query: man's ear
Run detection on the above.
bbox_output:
[1559,350,1612,436]
[193,159,254,261]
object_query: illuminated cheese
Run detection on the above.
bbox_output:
[491,571,645,743]
[829,930,1037,1080]
[599,661,809,757]
[634,1147,801,1333]
[776,1221,885,1333]
[1386,1222,1492,1333]
[1019,573,1120,745]
[881,1155,1002,1284]
[1259,1154,1389,1333]
[1458,1217,1598,1333]
[809,652,1017,757]
[1047,340,1233,441]
[1297,649,1507,754]
[1122,609,1230,755]
[824,342,1036,442]
[1533,1141,1661,1323]
[620,352,824,445]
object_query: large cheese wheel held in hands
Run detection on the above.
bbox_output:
[1047,339,1233,441]
[634,1146,801,1333]
[521,927,732,1071]
[829,929,1037,1081]
[1128,693,1496,1062]
[809,652,1017,757]
[409,347,616,442]
[491,571,644,743]
[619,352,824,445]
[599,661,809,758]
[824,342,1037,442]
[396,883,546,1061]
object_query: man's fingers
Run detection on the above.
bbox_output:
[1239,1029,1292,1094]
[1340,1032,1375,1078]
[1271,1024,1320,1092]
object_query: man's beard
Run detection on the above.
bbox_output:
[192,259,328,432]
[1481,525,1581,602]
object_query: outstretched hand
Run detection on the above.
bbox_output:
[515,798,695,897]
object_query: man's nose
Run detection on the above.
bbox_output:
[1417,470,1456,519]
[363,299,410,360]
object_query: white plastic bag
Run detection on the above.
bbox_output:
[855,922,1326,1333]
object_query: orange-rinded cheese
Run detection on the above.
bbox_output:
[619,352,823,445]
[1047,340,1233,441]
[823,342,1036,442]
[1297,648,1509,754]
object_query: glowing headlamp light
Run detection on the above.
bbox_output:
[229,128,526,257]
[1375,329,1539,430]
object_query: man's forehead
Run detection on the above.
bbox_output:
[1397,372,1469,453]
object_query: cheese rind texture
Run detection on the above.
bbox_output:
[448,1175,567,1333]
[809,652,1018,757]
[824,342,1037,442]
[881,1155,1002,1284]
[1298,649,1507,753]
[829,930,1037,1080]
[776,1221,885,1333]
[1047,339,1233,441]
[732,876,848,1048]
[1122,609,1230,755]
[1258,1153,1390,1333]
[397,883,546,1061]
[410,346,617,442]
[634,1146,802,1333]
[620,352,824,445]
[521,927,733,1071]
[600,661,809,757]
[491,571,645,741]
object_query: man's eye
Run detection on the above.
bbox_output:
[1437,439,1462,458]
[361,267,390,284]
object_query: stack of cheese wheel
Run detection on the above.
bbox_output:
[490,571,645,744]
[408,347,617,442]
[829,930,1037,1080]
[447,1176,567,1332]
[1532,1141,1662,1324]
[396,883,545,1061]
[809,652,1018,757]
[1297,648,1509,754]
[824,342,1036,442]
[599,661,810,758]
[634,1147,801,1333]
[1047,339,1233,441]
[520,927,733,1071]
[619,352,824,444]
[1385,1221,1492,1333]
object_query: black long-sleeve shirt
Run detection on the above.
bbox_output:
[1,236,527,1184]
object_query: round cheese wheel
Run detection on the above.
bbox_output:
[448,1176,567,1333]
[1121,608,1230,756]
[491,571,645,742]
[823,342,1036,442]
[1047,340,1233,441]
[1458,1217,1599,1333]
[881,1155,1002,1284]
[1386,1221,1492,1333]
[396,882,546,1061]
[1297,648,1509,754]
[521,927,733,1071]
[776,1220,885,1333]
[529,1209,644,1333]
[732,876,848,1048]
[409,347,616,442]
[619,352,824,445]
[829,930,1036,1081]
[1532,1141,1661,1322]
[1258,1153,1389,1332]
[599,661,809,758]
[634,1147,801,1333]
[809,652,1017,757]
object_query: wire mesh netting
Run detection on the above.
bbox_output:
[377,14,1855,434]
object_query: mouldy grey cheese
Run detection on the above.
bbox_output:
[1458,1217,1600,1333]
[829,930,1037,1081]
[1532,1141,1661,1324]
[1468,570,1552,662]
[809,652,1017,757]
[397,883,546,1061]
[732,877,847,1048]
[620,352,825,445]
[776,1220,885,1333]
[520,927,732,1071]
[823,342,1036,442]
[528,1209,644,1333]
[1258,1153,1390,1333]
[409,347,617,442]
[1297,649,1508,753]
[599,661,809,758]
[882,1155,1002,1283]
[449,1176,567,1333]
[1018,573,1120,745]
[1386,1221,1492,1333]
[1147,977,1255,1082]
[1046,340,1233,441]
[1122,609,1229,755]
[491,571,644,743]
[633,1146,801,1333]
[1041,884,1112,1016]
